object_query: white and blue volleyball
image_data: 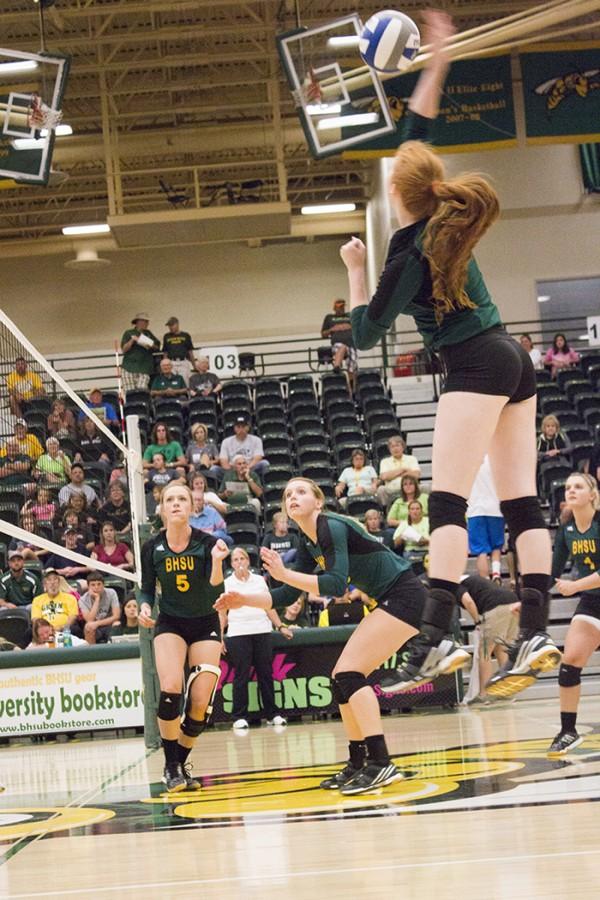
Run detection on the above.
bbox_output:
[359,10,420,74]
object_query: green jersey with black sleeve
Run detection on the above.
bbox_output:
[270,512,412,609]
[140,528,222,617]
[350,111,501,353]
[552,513,600,599]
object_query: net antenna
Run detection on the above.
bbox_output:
[0,309,143,586]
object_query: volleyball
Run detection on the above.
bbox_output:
[359,10,420,74]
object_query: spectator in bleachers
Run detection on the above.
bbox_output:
[186,423,219,474]
[44,527,91,579]
[162,316,196,385]
[58,463,99,508]
[73,572,120,645]
[279,595,311,629]
[189,356,222,397]
[519,333,544,371]
[544,333,580,379]
[376,434,421,509]
[189,489,231,544]
[386,474,429,527]
[335,448,378,508]
[144,451,178,492]
[0,549,41,615]
[261,512,298,565]
[220,454,263,513]
[31,568,79,630]
[537,414,570,464]
[120,312,161,394]
[22,486,57,526]
[142,422,186,473]
[35,437,71,487]
[6,356,45,418]
[74,418,114,470]
[78,388,119,428]
[26,618,84,649]
[219,415,269,478]
[318,589,369,626]
[112,594,139,636]
[150,358,188,401]
[467,455,504,583]
[320,298,358,388]
[189,472,227,516]
[363,508,394,549]
[3,419,44,462]
[0,438,32,489]
[9,511,47,561]
[91,521,134,572]
[146,483,163,520]
[97,482,131,535]
[588,437,600,482]
[47,397,76,439]
[393,499,430,556]
[59,506,95,551]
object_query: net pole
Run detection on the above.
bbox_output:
[125,414,146,582]
[0,519,139,584]
[114,339,127,445]
[0,310,127,456]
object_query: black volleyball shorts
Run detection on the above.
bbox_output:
[376,568,427,629]
[154,612,222,646]
[439,326,536,403]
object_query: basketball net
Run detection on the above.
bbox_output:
[0,309,142,586]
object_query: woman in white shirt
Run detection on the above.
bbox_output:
[223,547,291,729]
[335,448,378,509]
[519,334,543,371]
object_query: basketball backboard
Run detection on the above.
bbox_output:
[0,47,70,185]
[277,15,395,159]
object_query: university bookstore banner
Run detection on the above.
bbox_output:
[521,43,600,144]
[344,55,517,157]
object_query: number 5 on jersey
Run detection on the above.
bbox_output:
[176,574,190,592]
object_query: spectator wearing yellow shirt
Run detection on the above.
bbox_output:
[376,435,421,509]
[31,569,79,630]
[6,357,45,417]
[0,419,44,462]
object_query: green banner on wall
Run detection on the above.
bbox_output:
[521,43,600,145]
[344,54,516,158]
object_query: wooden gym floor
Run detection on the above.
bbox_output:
[1,697,600,899]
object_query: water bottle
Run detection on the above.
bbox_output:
[63,625,72,648]
[55,630,64,648]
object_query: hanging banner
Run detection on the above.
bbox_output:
[521,43,600,144]
[344,54,516,158]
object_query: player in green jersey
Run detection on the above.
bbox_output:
[340,11,559,699]
[547,473,600,756]
[139,481,229,792]
[215,477,456,795]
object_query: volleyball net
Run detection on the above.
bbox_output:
[0,309,143,586]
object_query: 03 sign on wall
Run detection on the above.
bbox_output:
[200,346,239,378]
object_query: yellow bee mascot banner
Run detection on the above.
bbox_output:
[520,43,600,144]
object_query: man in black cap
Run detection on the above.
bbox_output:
[162,316,195,385]
[0,549,42,616]
[218,414,269,478]
[120,312,160,395]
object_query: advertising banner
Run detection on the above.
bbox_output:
[0,658,144,738]
[344,55,516,157]
[520,43,600,144]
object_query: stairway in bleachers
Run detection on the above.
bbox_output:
[388,375,437,487]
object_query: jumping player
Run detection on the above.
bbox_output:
[341,10,559,697]
[216,477,447,795]
[547,472,600,756]
[138,482,229,792]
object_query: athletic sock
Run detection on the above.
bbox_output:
[349,740,367,769]
[519,574,551,634]
[491,560,501,577]
[365,734,390,767]
[162,738,180,767]
[177,743,192,765]
[421,581,459,644]
[561,711,577,734]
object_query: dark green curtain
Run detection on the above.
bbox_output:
[580,143,600,193]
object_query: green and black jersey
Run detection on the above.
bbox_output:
[140,528,222,617]
[552,513,600,597]
[0,570,42,607]
[270,512,411,609]
[350,112,501,353]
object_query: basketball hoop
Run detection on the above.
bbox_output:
[27,94,63,131]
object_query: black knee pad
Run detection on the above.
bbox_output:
[500,496,546,542]
[558,664,582,687]
[333,670,368,704]
[180,715,207,738]
[158,691,182,721]
[428,491,467,534]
